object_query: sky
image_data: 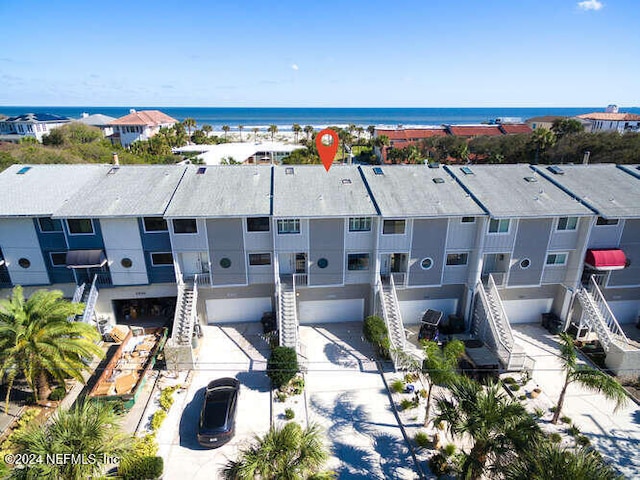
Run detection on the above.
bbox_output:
[0,0,638,107]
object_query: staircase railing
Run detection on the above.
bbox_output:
[388,274,406,350]
[293,273,307,286]
[376,275,404,369]
[80,275,99,324]
[274,255,283,347]
[587,275,628,346]
[487,274,514,350]
[474,281,511,369]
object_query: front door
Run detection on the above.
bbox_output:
[295,253,307,274]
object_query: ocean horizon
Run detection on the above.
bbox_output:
[2,106,639,131]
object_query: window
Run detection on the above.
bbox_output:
[461,217,475,223]
[50,252,67,266]
[247,217,270,232]
[520,258,531,269]
[219,258,232,268]
[446,253,468,266]
[38,217,63,232]
[557,217,578,231]
[121,258,133,268]
[151,252,173,266]
[172,219,198,234]
[277,219,300,234]
[67,219,94,235]
[546,253,567,266]
[596,217,619,226]
[488,219,510,234]
[348,253,370,271]
[143,217,168,232]
[249,253,271,266]
[317,258,328,269]
[420,258,433,270]
[349,217,372,232]
[383,219,405,235]
[18,258,31,269]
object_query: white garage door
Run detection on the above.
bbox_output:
[206,297,272,324]
[399,299,458,325]
[502,298,553,324]
[608,300,640,325]
[298,299,364,324]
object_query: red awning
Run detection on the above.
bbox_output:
[585,249,627,271]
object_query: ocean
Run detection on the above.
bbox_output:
[1,106,639,131]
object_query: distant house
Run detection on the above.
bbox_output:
[577,106,640,133]
[0,113,71,143]
[525,115,565,131]
[109,109,178,147]
[76,113,116,137]
[174,141,305,165]
[374,127,447,163]
[445,125,504,137]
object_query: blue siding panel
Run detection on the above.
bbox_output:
[64,219,105,250]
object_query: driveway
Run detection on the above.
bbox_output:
[159,323,272,480]
[300,323,420,479]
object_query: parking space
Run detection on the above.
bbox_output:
[160,323,272,480]
[301,323,420,479]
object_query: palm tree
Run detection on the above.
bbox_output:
[252,127,259,141]
[202,124,213,137]
[222,125,230,140]
[238,125,244,142]
[304,125,314,142]
[356,126,364,145]
[222,422,329,479]
[503,439,621,480]
[172,123,188,147]
[0,286,103,410]
[367,125,376,141]
[552,333,628,424]
[433,376,543,479]
[268,124,278,141]
[529,127,557,163]
[10,400,132,480]
[292,124,302,143]
[395,340,464,426]
[182,117,197,142]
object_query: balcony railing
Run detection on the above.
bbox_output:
[293,273,307,287]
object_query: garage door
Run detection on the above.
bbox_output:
[399,299,458,325]
[608,300,640,325]
[502,298,553,324]
[206,297,272,324]
[298,299,364,324]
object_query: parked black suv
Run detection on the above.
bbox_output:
[197,378,240,448]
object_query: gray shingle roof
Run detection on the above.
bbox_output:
[165,165,272,217]
[447,164,593,218]
[0,164,107,217]
[532,164,640,218]
[55,165,187,218]
[360,165,485,217]
[273,165,378,217]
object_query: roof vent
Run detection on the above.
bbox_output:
[524,176,538,182]
[433,177,445,184]
[196,167,207,175]
[547,165,564,175]
[16,166,32,175]
[373,167,384,175]
[427,162,440,169]
[341,178,352,184]
[285,167,294,175]
[460,166,474,175]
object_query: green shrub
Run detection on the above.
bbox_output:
[414,431,430,448]
[120,456,164,480]
[276,390,287,402]
[443,443,456,457]
[567,425,581,436]
[503,376,516,385]
[509,384,521,392]
[518,394,527,401]
[150,410,167,432]
[404,373,418,383]
[284,408,295,420]
[267,346,299,389]
[391,379,405,393]
[363,315,390,357]
[576,435,591,446]
[308,472,338,480]
[290,376,305,395]
[533,408,545,419]
[560,415,572,424]
[132,434,159,457]
[550,406,557,413]
[49,386,67,401]
[428,453,451,477]
[549,432,562,444]
[400,398,418,410]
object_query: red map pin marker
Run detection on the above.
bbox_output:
[316,128,339,172]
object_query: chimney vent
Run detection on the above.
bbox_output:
[112,153,120,165]
[583,151,591,165]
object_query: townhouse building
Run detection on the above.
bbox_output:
[0,162,638,374]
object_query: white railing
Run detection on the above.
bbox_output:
[71,283,85,304]
[293,273,308,287]
[474,282,511,369]
[376,276,404,370]
[587,275,628,345]
[488,274,514,350]
[388,275,406,350]
[274,255,283,347]
[81,275,99,324]
[391,272,406,288]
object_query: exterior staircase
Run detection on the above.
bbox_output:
[473,274,530,371]
[278,275,298,350]
[70,275,99,324]
[380,275,406,352]
[171,277,198,346]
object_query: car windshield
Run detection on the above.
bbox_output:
[203,388,234,430]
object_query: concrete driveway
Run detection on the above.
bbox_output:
[159,323,272,480]
[300,323,420,479]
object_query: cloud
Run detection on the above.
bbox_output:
[291,63,299,71]
[578,0,603,11]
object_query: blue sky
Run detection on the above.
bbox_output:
[0,0,638,107]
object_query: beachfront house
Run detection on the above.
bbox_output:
[110,109,178,147]
[77,112,116,137]
[0,113,71,143]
